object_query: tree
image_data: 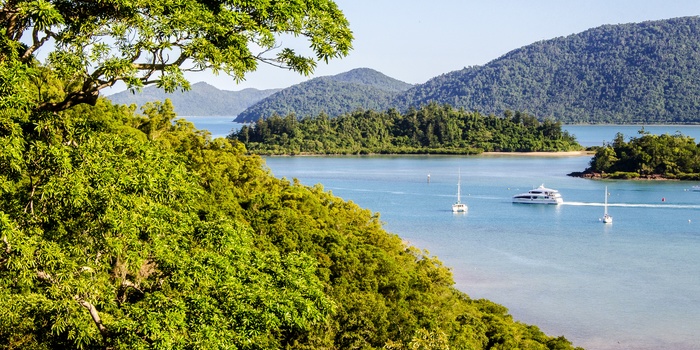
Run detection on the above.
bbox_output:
[0,0,353,113]
[589,145,618,172]
[0,98,336,349]
[581,131,700,179]
[0,1,353,339]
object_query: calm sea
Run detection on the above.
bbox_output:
[177,116,240,138]
[185,117,700,350]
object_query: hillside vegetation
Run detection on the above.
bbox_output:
[234,68,413,122]
[231,104,582,155]
[394,16,700,124]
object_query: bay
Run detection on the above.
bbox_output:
[181,117,700,349]
[263,155,700,350]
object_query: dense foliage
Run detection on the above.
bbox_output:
[235,68,413,122]
[394,16,700,123]
[0,0,352,113]
[0,98,583,349]
[107,83,280,116]
[231,104,582,155]
[574,130,700,179]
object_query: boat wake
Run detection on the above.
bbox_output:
[563,201,700,209]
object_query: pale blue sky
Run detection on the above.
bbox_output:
[195,1,700,91]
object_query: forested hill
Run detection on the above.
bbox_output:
[393,16,700,124]
[234,68,413,122]
[107,82,280,116]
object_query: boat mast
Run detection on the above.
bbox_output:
[604,186,608,215]
[456,169,461,204]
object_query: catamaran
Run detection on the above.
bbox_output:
[452,170,467,213]
[603,186,612,224]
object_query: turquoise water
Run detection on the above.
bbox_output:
[177,116,239,138]
[183,117,700,350]
[263,155,700,350]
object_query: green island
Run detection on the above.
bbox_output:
[0,1,582,349]
[569,130,700,180]
[231,104,583,155]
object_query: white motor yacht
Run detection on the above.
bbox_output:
[512,184,563,204]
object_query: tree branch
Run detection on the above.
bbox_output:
[0,3,25,42]
[75,296,108,337]
[36,89,100,112]
[21,27,54,61]
[121,279,144,294]
[132,51,189,71]
[2,235,9,254]
[35,268,109,338]
[36,270,54,283]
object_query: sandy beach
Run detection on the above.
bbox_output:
[481,151,594,157]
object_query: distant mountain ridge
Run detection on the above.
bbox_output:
[108,16,700,124]
[392,16,700,124]
[106,82,280,116]
[234,68,413,122]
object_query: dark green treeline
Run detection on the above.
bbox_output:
[581,130,700,179]
[230,103,582,155]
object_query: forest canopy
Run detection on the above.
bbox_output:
[230,104,583,155]
[0,0,352,113]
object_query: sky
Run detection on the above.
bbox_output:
[140,1,700,92]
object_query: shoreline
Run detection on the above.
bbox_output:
[263,150,595,157]
[568,171,685,181]
[480,151,593,157]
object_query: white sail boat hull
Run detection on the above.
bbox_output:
[452,203,467,212]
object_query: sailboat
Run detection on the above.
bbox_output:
[602,186,612,224]
[452,170,468,213]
